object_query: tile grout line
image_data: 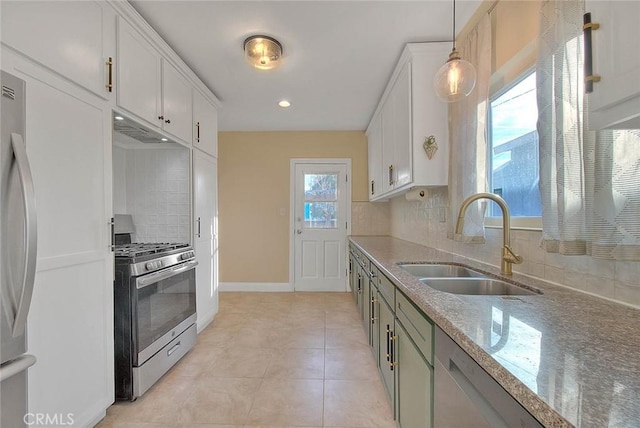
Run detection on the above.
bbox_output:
[322,306,327,427]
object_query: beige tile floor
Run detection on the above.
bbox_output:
[97,292,395,428]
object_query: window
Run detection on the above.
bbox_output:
[303,173,338,228]
[488,70,542,228]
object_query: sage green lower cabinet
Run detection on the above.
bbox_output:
[395,320,433,428]
[378,293,396,411]
[361,267,371,331]
[349,248,358,304]
[369,272,380,361]
[349,245,434,428]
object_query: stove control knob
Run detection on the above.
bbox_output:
[158,260,164,268]
[145,262,155,271]
[180,252,190,260]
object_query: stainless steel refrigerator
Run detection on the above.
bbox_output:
[1,70,38,427]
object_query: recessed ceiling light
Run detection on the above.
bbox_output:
[161,138,168,142]
[278,100,291,108]
[114,116,124,121]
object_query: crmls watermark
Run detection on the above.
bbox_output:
[24,413,75,426]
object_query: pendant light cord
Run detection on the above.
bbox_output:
[452,0,456,50]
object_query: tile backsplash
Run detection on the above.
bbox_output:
[113,145,190,243]
[351,201,390,236]
[365,187,640,308]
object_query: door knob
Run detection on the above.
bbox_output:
[296,229,302,234]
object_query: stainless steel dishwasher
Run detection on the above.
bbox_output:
[434,327,543,428]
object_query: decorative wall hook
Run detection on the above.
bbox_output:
[423,135,438,160]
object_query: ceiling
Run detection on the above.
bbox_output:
[130,1,482,132]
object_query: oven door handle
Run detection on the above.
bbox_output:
[136,260,199,289]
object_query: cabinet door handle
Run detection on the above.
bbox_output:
[583,12,601,94]
[371,180,375,195]
[158,115,164,120]
[196,121,200,142]
[165,119,171,124]
[386,325,390,361]
[388,165,394,186]
[196,217,201,238]
[105,57,113,93]
[370,296,375,324]
[389,333,397,371]
[110,217,115,252]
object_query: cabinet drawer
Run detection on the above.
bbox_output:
[369,265,380,290]
[395,291,433,365]
[377,273,395,307]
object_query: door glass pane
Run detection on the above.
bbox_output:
[304,173,338,229]
[304,174,338,201]
[305,202,337,228]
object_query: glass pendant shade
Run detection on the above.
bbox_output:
[434,48,477,102]
[244,35,282,70]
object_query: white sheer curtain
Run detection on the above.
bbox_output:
[537,0,640,260]
[448,13,492,242]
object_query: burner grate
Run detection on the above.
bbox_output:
[115,242,190,258]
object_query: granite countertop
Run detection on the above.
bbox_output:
[349,236,640,428]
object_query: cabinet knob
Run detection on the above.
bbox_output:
[165,119,171,124]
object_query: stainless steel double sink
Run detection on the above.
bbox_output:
[398,263,540,296]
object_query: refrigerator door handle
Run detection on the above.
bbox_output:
[0,354,37,382]
[10,132,38,338]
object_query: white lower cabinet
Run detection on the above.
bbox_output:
[2,50,114,427]
[193,150,218,330]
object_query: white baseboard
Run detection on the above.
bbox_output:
[197,307,217,333]
[219,282,294,292]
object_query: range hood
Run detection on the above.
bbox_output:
[113,113,178,145]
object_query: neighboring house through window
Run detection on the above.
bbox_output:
[487,70,542,228]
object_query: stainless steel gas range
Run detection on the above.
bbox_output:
[114,240,197,401]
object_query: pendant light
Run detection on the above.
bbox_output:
[433,0,476,102]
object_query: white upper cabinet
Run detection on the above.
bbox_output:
[1,1,116,99]
[378,63,412,196]
[393,62,413,190]
[367,43,450,201]
[162,59,193,142]
[193,89,219,157]
[117,16,162,126]
[586,0,640,129]
[367,114,382,199]
[380,95,396,195]
[116,17,193,143]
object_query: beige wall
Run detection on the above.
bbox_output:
[218,131,368,284]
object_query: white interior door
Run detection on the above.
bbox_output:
[293,161,350,292]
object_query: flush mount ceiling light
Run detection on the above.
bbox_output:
[433,0,477,102]
[278,100,291,108]
[244,35,283,70]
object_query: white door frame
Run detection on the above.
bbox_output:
[289,158,352,291]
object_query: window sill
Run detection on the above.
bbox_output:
[485,224,542,232]
[485,216,542,231]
